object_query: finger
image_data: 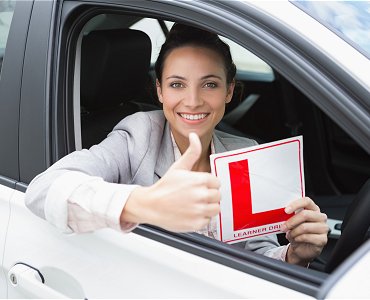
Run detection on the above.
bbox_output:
[287,222,329,240]
[283,210,327,232]
[203,202,221,217]
[204,188,221,204]
[287,233,328,247]
[203,173,220,189]
[192,187,221,205]
[186,171,220,189]
[285,197,320,214]
[170,132,201,171]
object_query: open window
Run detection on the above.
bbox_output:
[50,1,370,296]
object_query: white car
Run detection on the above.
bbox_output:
[0,0,369,298]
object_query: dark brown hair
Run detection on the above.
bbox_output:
[155,23,236,85]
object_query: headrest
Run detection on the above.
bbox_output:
[81,29,152,111]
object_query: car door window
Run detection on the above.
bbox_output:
[130,18,274,80]
[130,18,168,63]
[0,0,15,76]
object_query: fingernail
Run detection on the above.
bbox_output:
[281,224,287,232]
[285,206,292,214]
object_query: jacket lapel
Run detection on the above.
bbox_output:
[154,120,175,179]
[213,131,228,154]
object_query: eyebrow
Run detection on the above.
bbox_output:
[165,74,223,80]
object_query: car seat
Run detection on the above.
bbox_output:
[80,28,159,148]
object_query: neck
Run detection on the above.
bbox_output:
[173,131,212,173]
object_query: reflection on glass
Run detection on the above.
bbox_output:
[0,0,16,76]
[293,1,370,58]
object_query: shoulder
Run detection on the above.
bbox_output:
[214,130,258,152]
[113,110,165,132]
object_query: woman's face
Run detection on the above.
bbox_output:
[157,46,234,147]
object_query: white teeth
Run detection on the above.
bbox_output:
[180,113,207,120]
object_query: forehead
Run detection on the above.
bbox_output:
[163,46,226,74]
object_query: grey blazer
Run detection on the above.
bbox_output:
[26,110,281,255]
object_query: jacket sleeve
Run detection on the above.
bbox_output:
[24,113,149,232]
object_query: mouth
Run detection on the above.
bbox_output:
[178,113,209,121]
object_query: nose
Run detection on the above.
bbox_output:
[183,87,203,108]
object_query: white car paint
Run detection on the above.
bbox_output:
[326,251,370,298]
[3,189,310,298]
[0,185,13,299]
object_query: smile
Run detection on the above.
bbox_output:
[178,113,209,120]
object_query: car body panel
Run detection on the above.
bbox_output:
[4,190,310,298]
[318,239,370,298]
[0,185,13,299]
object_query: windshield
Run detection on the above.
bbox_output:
[293,1,370,59]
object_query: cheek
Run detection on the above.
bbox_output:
[208,92,227,110]
[161,90,181,108]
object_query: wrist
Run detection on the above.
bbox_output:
[286,244,311,267]
[120,186,153,225]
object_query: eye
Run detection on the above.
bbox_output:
[170,82,184,88]
[204,82,217,88]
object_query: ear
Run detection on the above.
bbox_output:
[225,80,235,104]
[156,79,163,103]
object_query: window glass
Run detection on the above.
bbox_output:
[293,1,370,59]
[220,36,274,80]
[131,18,273,79]
[130,18,168,64]
[0,0,15,75]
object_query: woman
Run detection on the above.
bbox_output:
[25,23,328,266]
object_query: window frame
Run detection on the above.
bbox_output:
[55,1,338,296]
[0,0,33,189]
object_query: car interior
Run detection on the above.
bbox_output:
[73,13,370,274]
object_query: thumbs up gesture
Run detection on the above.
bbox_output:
[121,133,221,232]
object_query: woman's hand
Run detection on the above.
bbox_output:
[282,197,329,266]
[121,133,221,232]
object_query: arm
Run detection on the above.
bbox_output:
[25,128,136,232]
[26,129,222,234]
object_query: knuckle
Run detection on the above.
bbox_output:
[196,174,207,186]
[213,190,221,202]
[295,234,305,243]
[300,209,308,219]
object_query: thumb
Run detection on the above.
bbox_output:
[170,132,202,171]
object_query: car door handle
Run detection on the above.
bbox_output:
[8,263,68,298]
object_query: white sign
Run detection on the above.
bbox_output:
[210,136,305,244]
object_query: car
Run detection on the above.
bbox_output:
[0,0,369,298]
